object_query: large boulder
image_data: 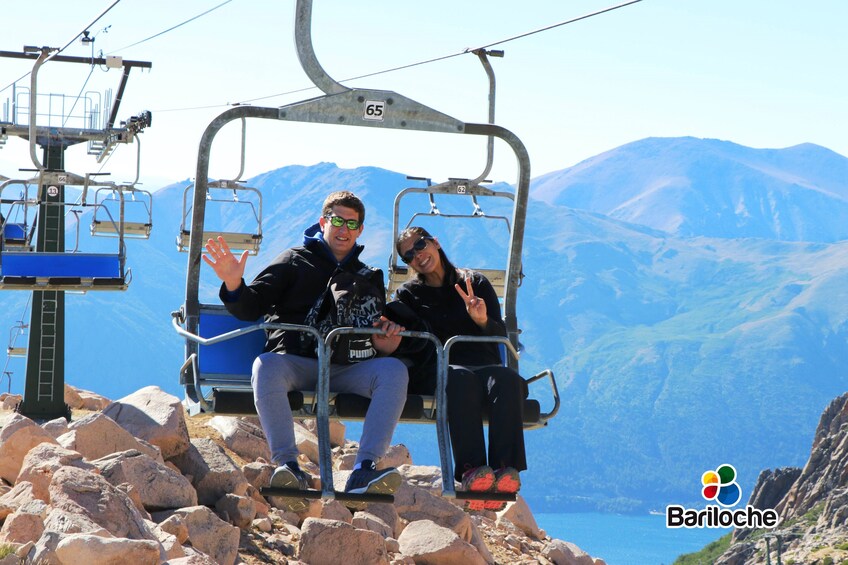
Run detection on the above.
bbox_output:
[91,449,198,511]
[542,539,598,565]
[498,495,544,539]
[16,443,95,502]
[207,416,271,462]
[298,517,389,564]
[0,498,47,544]
[57,412,161,462]
[168,438,250,506]
[47,466,158,541]
[64,384,111,411]
[397,519,487,565]
[163,505,240,565]
[102,386,190,460]
[54,534,161,565]
[0,413,58,483]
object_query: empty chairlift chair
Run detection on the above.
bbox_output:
[90,185,153,239]
[0,172,131,291]
[176,180,263,255]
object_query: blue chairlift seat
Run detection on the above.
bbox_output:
[0,251,126,290]
[3,223,27,245]
[183,306,551,427]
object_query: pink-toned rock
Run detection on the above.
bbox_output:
[0,393,22,412]
[301,498,353,523]
[301,419,346,447]
[168,438,249,506]
[208,416,271,462]
[64,384,111,411]
[0,499,47,544]
[102,385,190,459]
[498,494,543,539]
[392,479,474,542]
[0,481,37,520]
[146,519,186,560]
[54,534,161,565]
[392,474,492,562]
[167,547,220,564]
[215,493,257,529]
[48,466,158,541]
[358,501,402,538]
[42,507,112,536]
[0,412,59,483]
[57,412,161,462]
[16,443,95,502]
[242,461,273,490]
[294,421,320,464]
[115,482,150,518]
[166,505,240,565]
[41,417,70,439]
[542,539,599,565]
[154,513,189,544]
[92,449,197,511]
[299,517,389,564]
[378,444,412,470]
[397,519,487,565]
[352,510,393,538]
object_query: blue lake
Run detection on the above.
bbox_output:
[534,512,730,565]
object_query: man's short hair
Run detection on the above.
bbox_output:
[322,191,366,224]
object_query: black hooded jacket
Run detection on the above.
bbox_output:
[220,223,384,355]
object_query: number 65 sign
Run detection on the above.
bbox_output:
[363,100,385,121]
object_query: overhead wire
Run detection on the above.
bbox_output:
[154,0,645,113]
[106,0,234,55]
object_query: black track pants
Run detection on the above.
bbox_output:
[446,364,528,482]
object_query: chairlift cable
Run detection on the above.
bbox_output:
[106,0,234,55]
[472,0,643,51]
[156,0,646,112]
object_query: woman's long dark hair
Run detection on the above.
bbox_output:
[396,226,466,286]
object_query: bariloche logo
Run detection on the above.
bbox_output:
[701,464,742,507]
[666,463,780,529]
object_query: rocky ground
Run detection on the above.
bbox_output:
[0,385,604,564]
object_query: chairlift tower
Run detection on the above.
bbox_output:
[0,46,151,420]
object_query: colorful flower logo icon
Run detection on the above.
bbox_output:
[701,464,742,507]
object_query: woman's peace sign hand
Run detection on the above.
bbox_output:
[455,276,488,328]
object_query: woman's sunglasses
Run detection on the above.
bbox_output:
[325,215,362,230]
[400,236,433,264]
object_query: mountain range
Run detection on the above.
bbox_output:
[1,136,847,513]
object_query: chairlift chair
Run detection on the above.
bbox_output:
[91,185,153,239]
[176,179,263,255]
[6,321,27,357]
[173,0,559,508]
[0,179,36,250]
[0,171,131,291]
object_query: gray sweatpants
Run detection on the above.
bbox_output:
[251,352,408,466]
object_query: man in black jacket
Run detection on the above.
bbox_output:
[203,191,407,511]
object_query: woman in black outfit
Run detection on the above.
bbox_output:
[390,226,527,510]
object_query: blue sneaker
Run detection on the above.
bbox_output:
[344,460,402,496]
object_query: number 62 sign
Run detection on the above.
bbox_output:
[363,100,385,121]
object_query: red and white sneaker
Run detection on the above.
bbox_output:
[483,467,521,511]
[461,466,495,511]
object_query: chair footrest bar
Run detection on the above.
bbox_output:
[259,487,395,505]
[452,491,516,501]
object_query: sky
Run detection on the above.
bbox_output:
[0,0,846,192]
